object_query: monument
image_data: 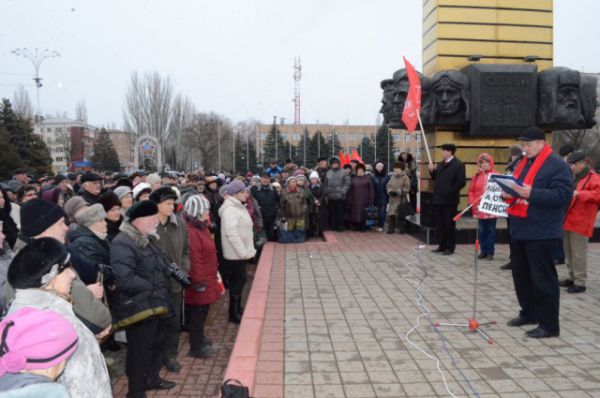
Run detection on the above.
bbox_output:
[134,134,162,172]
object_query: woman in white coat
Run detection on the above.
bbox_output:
[218,180,256,324]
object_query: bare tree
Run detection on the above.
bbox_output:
[166,94,195,170]
[184,112,234,172]
[75,100,88,123]
[122,71,174,163]
[12,85,33,120]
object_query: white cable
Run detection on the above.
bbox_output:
[401,244,479,398]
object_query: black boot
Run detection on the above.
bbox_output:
[229,295,242,324]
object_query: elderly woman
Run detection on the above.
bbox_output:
[113,185,133,213]
[280,176,309,243]
[219,180,256,324]
[183,195,222,358]
[100,191,123,242]
[6,238,112,397]
[347,163,375,231]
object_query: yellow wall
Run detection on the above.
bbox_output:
[421,0,553,208]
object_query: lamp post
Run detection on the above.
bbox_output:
[11,48,60,121]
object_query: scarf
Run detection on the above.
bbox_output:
[506,143,553,218]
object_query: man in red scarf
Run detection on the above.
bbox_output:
[502,127,573,339]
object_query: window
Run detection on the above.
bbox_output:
[404,134,411,142]
[47,127,52,132]
[281,134,288,140]
[416,134,422,142]
[293,134,301,140]
[348,134,355,141]
[392,135,401,142]
[260,133,267,140]
[55,156,63,162]
[56,127,62,133]
[336,133,344,140]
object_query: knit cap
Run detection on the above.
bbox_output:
[64,196,88,224]
[75,204,107,227]
[183,195,211,219]
[19,199,66,238]
[113,186,132,201]
[0,307,78,376]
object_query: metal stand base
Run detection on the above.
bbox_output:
[434,318,497,344]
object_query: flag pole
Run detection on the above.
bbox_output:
[416,110,433,166]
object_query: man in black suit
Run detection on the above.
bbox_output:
[428,143,466,255]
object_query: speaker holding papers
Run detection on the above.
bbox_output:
[490,175,524,198]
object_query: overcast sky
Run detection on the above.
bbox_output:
[0,0,598,128]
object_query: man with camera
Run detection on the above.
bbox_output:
[150,187,190,374]
[110,200,180,397]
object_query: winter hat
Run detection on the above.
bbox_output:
[53,175,67,185]
[66,173,77,181]
[75,204,107,227]
[126,200,158,222]
[80,172,103,185]
[293,169,305,177]
[567,150,586,164]
[20,199,66,238]
[113,186,132,201]
[559,144,575,157]
[286,176,298,184]
[184,195,211,219]
[218,185,229,198]
[272,182,281,190]
[6,180,22,193]
[41,187,62,204]
[146,173,161,187]
[115,178,134,189]
[8,237,71,289]
[296,174,307,181]
[309,171,320,181]
[329,157,340,165]
[100,192,121,213]
[149,186,178,204]
[0,307,78,376]
[132,183,152,201]
[63,196,88,224]
[226,180,248,195]
[355,163,366,172]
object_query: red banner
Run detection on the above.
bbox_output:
[401,56,422,133]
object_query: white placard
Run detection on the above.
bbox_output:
[477,179,508,218]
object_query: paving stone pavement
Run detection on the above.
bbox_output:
[279,232,600,398]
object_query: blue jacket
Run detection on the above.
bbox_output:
[509,153,573,241]
[371,173,390,206]
[264,166,282,178]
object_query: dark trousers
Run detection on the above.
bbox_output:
[264,219,276,242]
[125,317,166,398]
[221,259,247,296]
[163,291,182,361]
[328,199,346,231]
[510,239,560,333]
[434,204,457,252]
[376,203,387,228]
[185,304,210,352]
[478,218,497,255]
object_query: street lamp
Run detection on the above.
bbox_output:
[11,48,61,121]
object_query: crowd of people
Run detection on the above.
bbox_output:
[0,126,597,396]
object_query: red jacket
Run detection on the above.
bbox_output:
[468,153,497,220]
[563,170,600,237]
[184,220,222,306]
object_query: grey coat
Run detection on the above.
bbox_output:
[8,289,112,398]
[324,169,351,201]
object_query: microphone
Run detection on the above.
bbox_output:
[505,152,525,172]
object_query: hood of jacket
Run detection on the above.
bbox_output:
[218,196,246,218]
[476,152,495,173]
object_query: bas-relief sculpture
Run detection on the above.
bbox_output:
[379,69,433,130]
[379,65,598,134]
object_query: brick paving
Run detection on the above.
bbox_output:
[108,264,257,398]
[276,232,600,398]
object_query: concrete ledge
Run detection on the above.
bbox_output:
[222,243,274,394]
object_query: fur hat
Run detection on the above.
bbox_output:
[113,186,132,201]
[132,183,152,201]
[80,172,103,185]
[309,171,320,181]
[149,186,178,204]
[8,238,71,289]
[146,173,161,187]
[126,200,159,222]
[63,196,88,224]
[184,195,211,219]
[99,192,121,212]
[75,204,107,227]
[20,199,66,238]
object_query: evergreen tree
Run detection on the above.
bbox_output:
[0,127,23,180]
[92,129,121,172]
[234,133,258,175]
[296,127,312,167]
[0,98,52,177]
[375,124,394,170]
[308,130,329,164]
[262,122,286,163]
[359,135,376,165]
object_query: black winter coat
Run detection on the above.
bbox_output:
[109,221,173,320]
[251,185,279,222]
[68,225,110,285]
[430,157,466,205]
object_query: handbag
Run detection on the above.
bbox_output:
[221,379,251,398]
[397,195,415,218]
[365,206,379,226]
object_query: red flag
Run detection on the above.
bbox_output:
[339,151,348,166]
[401,56,422,133]
[350,149,364,164]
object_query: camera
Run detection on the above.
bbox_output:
[165,263,191,288]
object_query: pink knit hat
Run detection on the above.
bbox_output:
[0,307,78,375]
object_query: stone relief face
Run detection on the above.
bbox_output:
[379,79,395,125]
[390,79,410,128]
[556,82,582,124]
[538,67,588,128]
[434,77,462,115]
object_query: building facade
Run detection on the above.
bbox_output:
[106,129,134,172]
